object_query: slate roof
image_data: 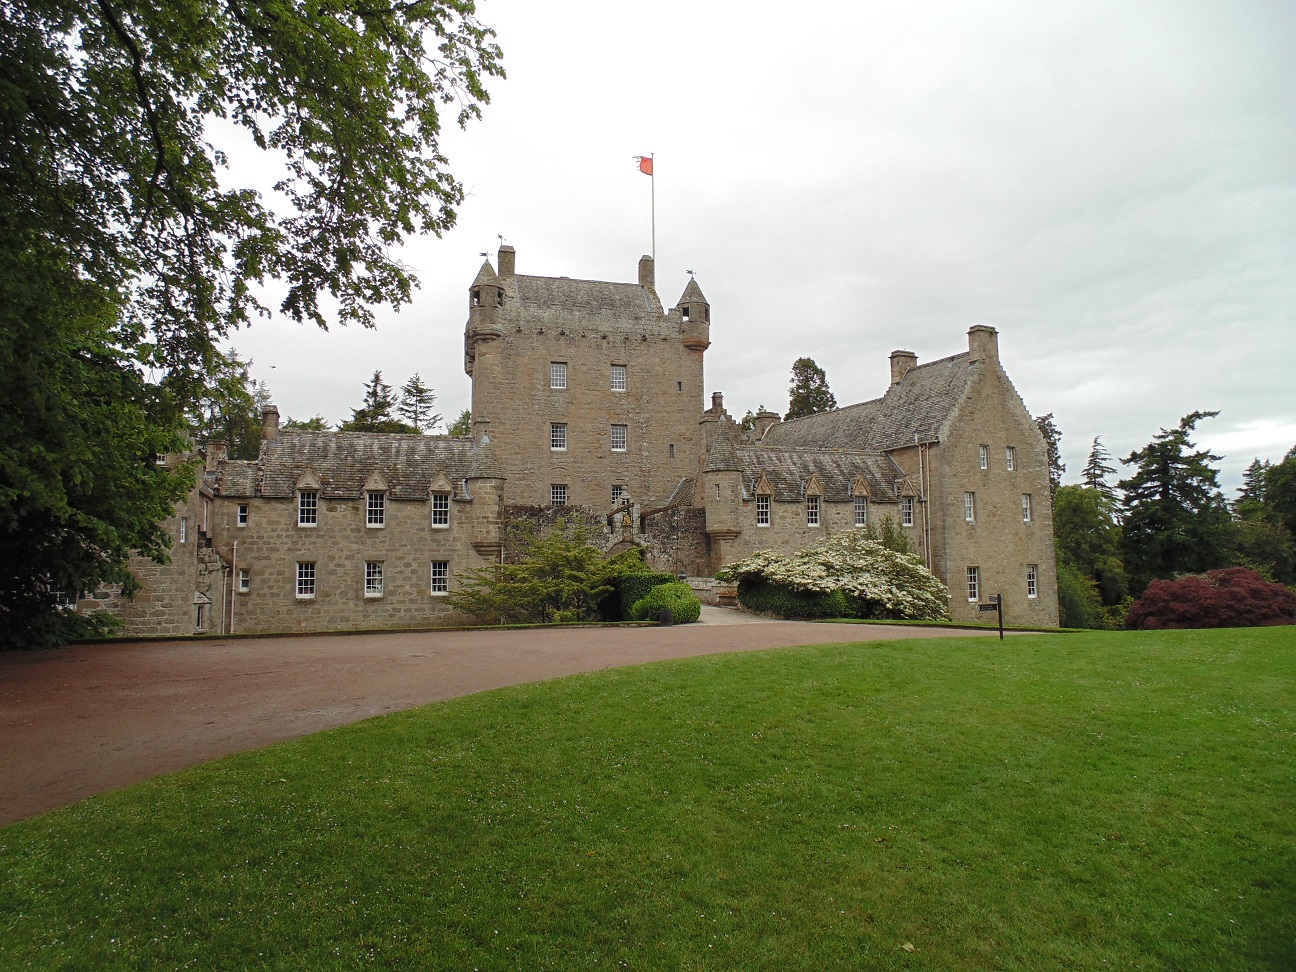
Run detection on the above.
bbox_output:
[503,274,669,332]
[735,445,904,504]
[759,352,975,452]
[703,419,743,472]
[213,432,503,501]
[679,277,707,304]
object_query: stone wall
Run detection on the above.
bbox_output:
[502,503,707,577]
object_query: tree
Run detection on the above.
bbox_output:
[1053,484,1128,615]
[1034,413,1065,498]
[1264,447,1296,537]
[1081,436,1119,509]
[1119,411,1234,592]
[187,351,271,460]
[339,371,419,434]
[785,358,837,420]
[282,415,331,432]
[447,409,473,437]
[1232,454,1295,585]
[1,2,502,645]
[739,406,768,435]
[397,373,442,433]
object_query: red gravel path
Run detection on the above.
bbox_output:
[0,620,999,827]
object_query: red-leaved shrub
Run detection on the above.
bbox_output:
[1126,567,1296,630]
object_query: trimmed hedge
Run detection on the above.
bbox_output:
[630,582,701,624]
[737,579,850,619]
[610,572,678,620]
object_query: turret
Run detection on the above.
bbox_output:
[464,260,504,377]
[677,277,710,352]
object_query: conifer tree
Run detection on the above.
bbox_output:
[1034,413,1065,498]
[397,373,441,433]
[339,371,418,434]
[447,409,473,437]
[785,359,837,420]
[1081,436,1120,509]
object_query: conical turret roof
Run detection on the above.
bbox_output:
[471,260,499,287]
[678,277,707,305]
[704,417,743,472]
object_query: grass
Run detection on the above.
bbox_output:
[2,628,1293,970]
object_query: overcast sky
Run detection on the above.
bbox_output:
[228,0,1295,493]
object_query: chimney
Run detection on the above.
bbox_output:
[205,440,228,472]
[261,405,280,444]
[889,350,918,385]
[967,325,999,365]
[638,254,655,290]
[753,410,781,440]
[711,391,724,413]
[497,244,515,277]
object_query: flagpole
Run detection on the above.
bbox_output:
[650,153,655,266]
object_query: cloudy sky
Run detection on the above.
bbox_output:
[228,0,1295,492]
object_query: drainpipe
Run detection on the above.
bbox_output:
[230,540,238,635]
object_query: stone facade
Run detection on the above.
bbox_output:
[90,244,1058,636]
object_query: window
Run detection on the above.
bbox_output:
[979,444,989,470]
[366,491,385,527]
[431,492,450,527]
[53,589,79,610]
[179,517,188,544]
[668,444,675,459]
[1026,564,1038,599]
[1005,446,1016,471]
[854,496,868,527]
[195,604,205,629]
[964,491,976,522]
[611,365,627,392]
[806,495,820,527]
[550,361,567,389]
[611,424,628,452]
[550,423,567,451]
[677,381,683,392]
[298,490,318,526]
[1022,493,1033,523]
[901,496,914,526]
[238,568,250,593]
[756,495,771,526]
[296,561,316,599]
[430,560,449,594]
[551,484,568,507]
[681,306,690,322]
[612,485,627,506]
[237,503,249,527]
[967,566,980,602]
[365,561,383,598]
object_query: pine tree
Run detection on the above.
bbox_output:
[339,371,419,434]
[1034,413,1065,498]
[397,373,441,433]
[447,409,473,437]
[1118,411,1234,591]
[1081,436,1119,508]
[785,359,836,420]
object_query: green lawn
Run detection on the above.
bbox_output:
[2,628,1293,970]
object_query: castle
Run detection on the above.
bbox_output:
[76,244,1059,635]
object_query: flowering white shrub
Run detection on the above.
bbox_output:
[717,531,950,621]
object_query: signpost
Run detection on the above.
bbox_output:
[978,594,1004,640]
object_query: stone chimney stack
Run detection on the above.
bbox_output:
[262,405,280,444]
[497,244,515,278]
[205,440,228,472]
[753,409,781,440]
[889,350,918,385]
[638,254,655,290]
[711,391,724,413]
[967,325,1000,365]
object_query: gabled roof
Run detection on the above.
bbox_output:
[214,432,503,501]
[759,352,976,452]
[735,445,903,503]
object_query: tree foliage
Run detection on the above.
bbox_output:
[447,409,473,437]
[397,373,441,433]
[1,1,502,645]
[1034,413,1065,498]
[187,351,271,459]
[339,371,419,434]
[1054,484,1128,609]
[1119,411,1234,592]
[1125,568,1295,630]
[785,358,837,420]
[282,415,331,432]
[1081,436,1119,508]
[630,582,701,624]
[1231,450,1296,584]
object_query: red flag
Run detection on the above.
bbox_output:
[638,156,653,176]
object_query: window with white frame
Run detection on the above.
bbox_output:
[550,423,567,451]
[1005,446,1016,471]
[431,492,450,527]
[430,560,449,594]
[806,495,820,527]
[854,496,868,527]
[611,364,627,392]
[365,561,383,597]
[550,361,567,389]
[551,484,568,507]
[296,561,316,598]
[901,496,914,526]
[964,491,976,522]
[612,485,627,506]
[610,424,627,452]
[298,490,318,526]
[237,503,249,527]
[53,589,79,610]
[366,491,385,527]
[979,444,989,470]
[966,566,980,602]
[179,517,188,544]
[1026,564,1038,599]
[238,568,250,593]
[1022,493,1033,523]
[756,494,771,526]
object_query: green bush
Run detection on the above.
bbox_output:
[737,579,850,619]
[614,572,678,620]
[630,582,701,624]
[1056,562,1109,629]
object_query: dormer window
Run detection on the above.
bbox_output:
[366,491,385,528]
[298,490,318,527]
